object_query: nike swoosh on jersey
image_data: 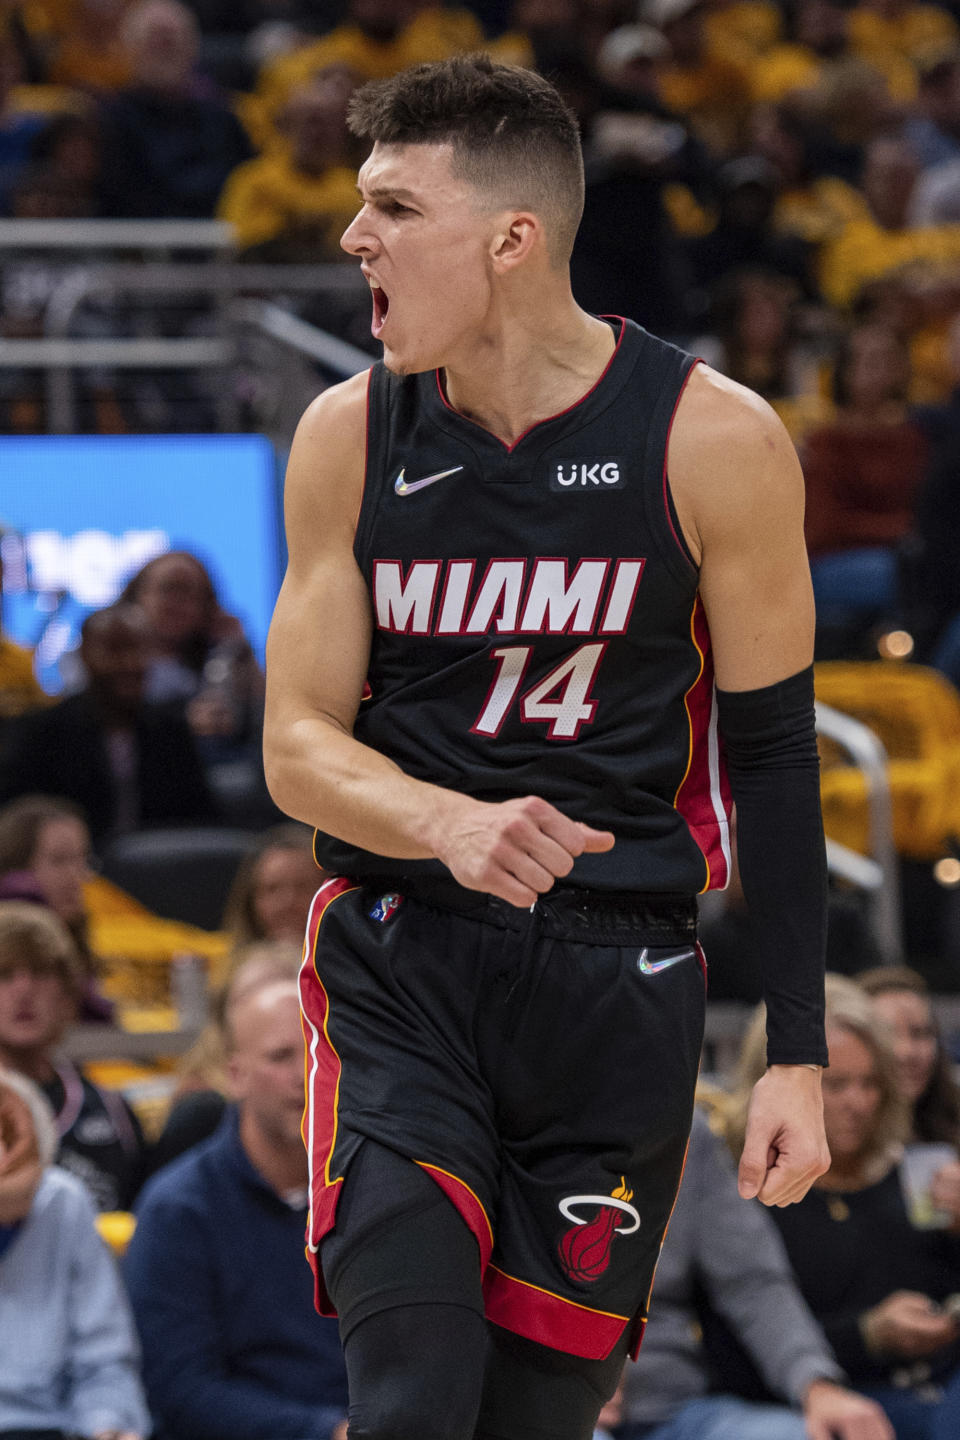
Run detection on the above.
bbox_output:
[394,465,464,496]
[636,946,696,975]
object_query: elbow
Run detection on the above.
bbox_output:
[261,720,295,815]
[262,730,323,828]
[262,747,301,822]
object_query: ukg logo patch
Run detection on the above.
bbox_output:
[550,459,624,491]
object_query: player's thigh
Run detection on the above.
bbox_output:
[342,1303,489,1440]
[475,1322,631,1440]
[322,1141,490,1440]
[321,1138,486,1336]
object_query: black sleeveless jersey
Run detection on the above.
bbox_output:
[313,318,732,896]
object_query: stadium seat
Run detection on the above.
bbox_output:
[815,662,960,860]
[99,826,258,931]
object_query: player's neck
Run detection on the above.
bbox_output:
[440,301,616,448]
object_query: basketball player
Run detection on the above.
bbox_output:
[264,56,830,1440]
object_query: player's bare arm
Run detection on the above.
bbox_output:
[669,366,831,1207]
[668,365,814,688]
[263,378,613,909]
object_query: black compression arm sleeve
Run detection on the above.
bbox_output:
[716,666,828,1067]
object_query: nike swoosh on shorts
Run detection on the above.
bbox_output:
[394,465,464,496]
[636,946,696,974]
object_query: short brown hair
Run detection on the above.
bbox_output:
[347,54,584,265]
[0,901,85,998]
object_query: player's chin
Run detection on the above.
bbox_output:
[382,348,415,377]
[380,336,429,378]
[381,326,446,378]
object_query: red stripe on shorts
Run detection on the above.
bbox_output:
[299,876,359,1315]
[416,1162,494,1272]
[482,1264,629,1360]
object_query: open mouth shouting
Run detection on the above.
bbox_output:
[369,276,389,339]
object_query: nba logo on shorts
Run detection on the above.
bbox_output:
[369,892,402,923]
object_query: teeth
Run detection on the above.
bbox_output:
[369,278,380,289]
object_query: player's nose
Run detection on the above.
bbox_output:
[341,206,377,257]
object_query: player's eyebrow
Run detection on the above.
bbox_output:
[357,185,421,204]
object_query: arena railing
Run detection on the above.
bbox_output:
[815,701,903,965]
[0,219,371,434]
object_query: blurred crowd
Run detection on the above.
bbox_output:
[2,1,960,1434]
[3,0,960,668]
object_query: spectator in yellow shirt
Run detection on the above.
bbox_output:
[255,0,483,137]
[47,0,133,93]
[704,0,782,67]
[750,101,869,246]
[219,66,361,259]
[820,133,960,307]
[749,0,848,104]
[849,0,958,75]
[749,0,913,106]
[644,0,751,155]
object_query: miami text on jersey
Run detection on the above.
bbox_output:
[372,557,646,638]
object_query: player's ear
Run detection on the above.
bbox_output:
[489,212,540,272]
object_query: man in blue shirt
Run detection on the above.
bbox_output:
[124,974,348,1440]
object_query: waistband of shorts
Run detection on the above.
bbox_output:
[359,874,698,944]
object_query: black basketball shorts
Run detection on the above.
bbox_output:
[299,874,706,1362]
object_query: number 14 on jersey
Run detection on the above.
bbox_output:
[472,643,606,741]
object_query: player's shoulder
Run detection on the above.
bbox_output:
[293,367,372,451]
[671,363,801,493]
[285,368,372,518]
[284,368,371,486]
[679,363,793,455]
[668,364,804,555]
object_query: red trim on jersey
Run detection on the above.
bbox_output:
[300,876,358,1316]
[416,1162,494,1272]
[482,1265,629,1360]
[434,318,627,455]
[673,598,731,892]
[661,359,701,571]
[357,366,373,533]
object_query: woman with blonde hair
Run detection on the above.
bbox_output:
[857,966,960,1148]
[220,823,320,950]
[859,965,960,1239]
[726,974,960,1439]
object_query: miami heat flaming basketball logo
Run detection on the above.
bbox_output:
[557,1177,640,1283]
